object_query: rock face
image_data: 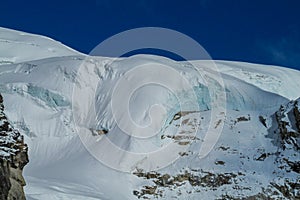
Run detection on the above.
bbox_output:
[0,94,29,200]
[275,98,300,151]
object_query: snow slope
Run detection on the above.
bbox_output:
[0,27,299,199]
[0,27,81,65]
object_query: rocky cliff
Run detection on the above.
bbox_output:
[276,98,300,150]
[0,94,29,200]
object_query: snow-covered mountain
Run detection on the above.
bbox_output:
[0,27,299,199]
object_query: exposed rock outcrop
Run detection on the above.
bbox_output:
[133,169,242,199]
[0,94,29,200]
[267,98,300,199]
[275,98,300,151]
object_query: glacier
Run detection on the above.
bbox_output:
[0,27,299,199]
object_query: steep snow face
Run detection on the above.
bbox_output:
[0,28,300,199]
[0,27,81,64]
[0,55,297,199]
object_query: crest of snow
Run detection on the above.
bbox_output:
[210,60,300,100]
[0,27,82,64]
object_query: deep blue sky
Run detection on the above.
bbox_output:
[1,0,299,70]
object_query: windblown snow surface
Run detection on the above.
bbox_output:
[0,27,300,199]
